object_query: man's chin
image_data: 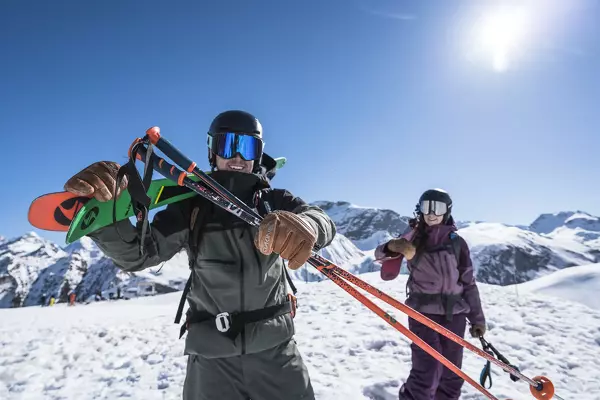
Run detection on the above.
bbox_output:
[219,167,251,173]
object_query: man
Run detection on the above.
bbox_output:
[63,110,336,400]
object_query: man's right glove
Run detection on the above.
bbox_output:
[254,210,317,270]
[64,161,128,202]
[386,238,416,260]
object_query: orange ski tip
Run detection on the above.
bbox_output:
[530,376,555,400]
[28,192,90,231]
[146,126,161,144]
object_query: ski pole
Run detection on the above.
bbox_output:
[314,256,559,399]
[129,129,560,400]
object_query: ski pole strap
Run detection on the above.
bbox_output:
[479,337,521,386]
[486,340,521,383]
[116,139,155,256]
[479,337,494,389]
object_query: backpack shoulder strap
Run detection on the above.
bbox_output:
[449,231,461,265]
[174,197,210,325]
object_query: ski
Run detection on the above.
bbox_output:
[28,156,286,243]
[130,127,559,400]
[28,175,199,235]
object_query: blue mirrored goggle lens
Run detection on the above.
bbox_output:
[209,132,263,161]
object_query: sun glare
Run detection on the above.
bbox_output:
[473,6,530,72]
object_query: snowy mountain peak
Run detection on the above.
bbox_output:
[0,232,68,308]
[311,200,410,251]
[64,237,103,260]
[530,211,600,234]
[459,222,597,285]
[1,231,65,259]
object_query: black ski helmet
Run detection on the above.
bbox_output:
[417,188,453,223]
[207,110,263,170]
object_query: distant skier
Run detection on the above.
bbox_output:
[69,292,76,306]
[375,189,487,400]
[48,296,56,306]
[63,110,336,400]
[40,293,47,307]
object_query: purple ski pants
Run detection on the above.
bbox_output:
[400,313,467,400]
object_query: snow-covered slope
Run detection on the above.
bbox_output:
[70,246,191,303]
[459,222,597,285]
[290,233,378,283]
[530,212,600,261]
[3,206,600,307]
[0,232,193,308]
[515,263,600,310]
[530,211,600,235]
[311,201,600,286]
[1,272,597,399]
[0,232,66,308]
[311,201,410,251]
[23,237,107,306]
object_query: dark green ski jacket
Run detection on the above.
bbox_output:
[88,171,336,358]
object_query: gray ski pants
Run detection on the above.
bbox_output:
[182,339,315,400]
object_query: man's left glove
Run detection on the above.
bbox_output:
[255,210,317,270]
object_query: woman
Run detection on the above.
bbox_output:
[375,188,486,400]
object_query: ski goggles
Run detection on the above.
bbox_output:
[419,200,448,216]
[207,132,264,161]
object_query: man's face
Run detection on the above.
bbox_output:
[215,154,254,174]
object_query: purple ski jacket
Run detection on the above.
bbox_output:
[375,224,485,326]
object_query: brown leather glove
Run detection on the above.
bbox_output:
[469,324,486,338]
[255,210,317,270]
[386,238,416,260]
[64,161,128,202]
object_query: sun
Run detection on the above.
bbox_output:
[474,5,530,72]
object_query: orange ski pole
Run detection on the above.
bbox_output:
[309,255,557,400]
[311,259,503,400]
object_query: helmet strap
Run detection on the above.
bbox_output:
[208,149,216,171]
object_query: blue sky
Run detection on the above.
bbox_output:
[1,0,599,244]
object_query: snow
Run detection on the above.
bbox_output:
[290,234,377,283]
[459,222,596,272]
[310,200,410,251]
[1,272,599,399]
[132,250,191,288]
[529,211,600,235]
[64,236,104,260]
[0,232,67,308]
[516,263,600,310]
[353,230,394,252]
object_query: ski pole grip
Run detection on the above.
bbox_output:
[145,126,198,173]
[136,144,187,186]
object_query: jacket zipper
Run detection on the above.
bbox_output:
[248,228,265,286]
[439,252,446,293]
[232,229,246,355]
